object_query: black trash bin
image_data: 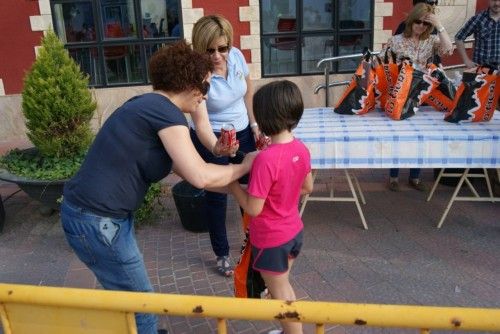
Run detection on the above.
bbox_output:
[172,180,208,232]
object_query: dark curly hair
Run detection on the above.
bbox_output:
[149,40,213,93]
[253,80,304,136]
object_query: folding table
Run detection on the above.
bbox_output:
[294,107,499,228]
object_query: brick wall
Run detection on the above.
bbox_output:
[0,0,46,95]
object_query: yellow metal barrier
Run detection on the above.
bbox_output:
[1,283,500,333]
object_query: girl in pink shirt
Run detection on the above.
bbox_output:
[229,80,313,334]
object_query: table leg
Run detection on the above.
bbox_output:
[344,170,368,230]
[428,168,481,202]
[463,177,480,197]
[352,173,366,205]
[427,168,446,202]
[437,168,469,229]
[300,169,368,230]
[483,168,494,201]
[299,170,318,217]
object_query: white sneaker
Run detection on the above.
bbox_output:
[267,330,284,334]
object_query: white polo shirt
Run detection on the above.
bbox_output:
[205,47,250,132]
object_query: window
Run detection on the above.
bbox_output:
[51,0,182,87]
[260,0,373,76]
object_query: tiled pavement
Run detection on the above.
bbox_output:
[0,169,499,334]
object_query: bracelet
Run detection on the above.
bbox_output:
[437,26,445,33]
[250,122,258,128]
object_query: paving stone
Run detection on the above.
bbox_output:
[338,260,385,290]
[64,268,96,289]
[461,279,500,306]
[190,321,212,333]
[177,285,196,295]
[193,287,213,296]
[230,319,255,332]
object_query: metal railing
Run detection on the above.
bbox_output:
[315,39,475,107]
[1,283,500,334]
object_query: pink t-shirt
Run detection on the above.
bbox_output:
[247,138,311,248]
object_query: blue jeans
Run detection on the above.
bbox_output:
[190,125,256,257]
[60,200,157,334]
[390,168,421,179]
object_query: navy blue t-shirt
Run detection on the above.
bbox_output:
[64,93,188,218]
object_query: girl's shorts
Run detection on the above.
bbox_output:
[251,230,303,275]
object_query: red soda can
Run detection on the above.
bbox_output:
[256,134,271,150]
[220,123,236,148]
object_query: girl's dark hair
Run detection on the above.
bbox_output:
[253,80,304,136]
[149,40,213,93]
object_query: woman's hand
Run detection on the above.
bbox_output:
[464,59,477,69]
[424,13,441,29]
[426,13,453,56]
[241,151,258,171]
[251,124,261,142]
[213,136,239,157]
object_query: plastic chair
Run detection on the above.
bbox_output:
[268,17,297,73]
[273,17,296,49]
[104,23,131,82]
[338,20,365,51]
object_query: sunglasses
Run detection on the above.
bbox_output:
[206,45,229,55]
[200,81,210,95]
[426,0,438,5]
[414,19,432,26]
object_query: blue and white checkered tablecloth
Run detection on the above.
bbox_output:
[294,107,500,169]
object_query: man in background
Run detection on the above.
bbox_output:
[455,0,500,68]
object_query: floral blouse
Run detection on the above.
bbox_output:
[386,34,452,69]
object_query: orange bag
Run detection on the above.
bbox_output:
[335,52,376,115]
[445,66,500,123]
[234,213,266,298]
[385,59,439,120]
[422,62,456,113]
[373,48,399,109]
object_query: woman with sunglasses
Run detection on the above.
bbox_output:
[394,0,439,35]
[385,3,453,192]
[388,3,452,69]
[60,40,256,334]
[189,14,258,277]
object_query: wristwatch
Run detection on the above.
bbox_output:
[437,26,445,33]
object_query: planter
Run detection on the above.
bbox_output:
[0,168,66,211]
[172,180,208,233]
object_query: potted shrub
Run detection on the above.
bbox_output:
[0,30,95,212]
[0,31,164,224]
